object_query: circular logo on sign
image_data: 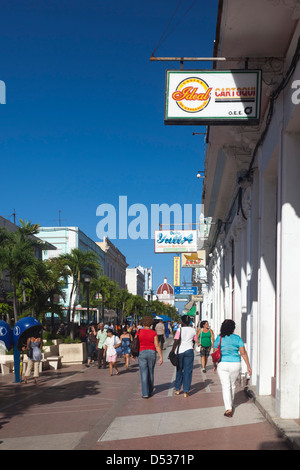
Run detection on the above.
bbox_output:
[14,326,21,336]
[172,77,212,113]
[0,326,7,337]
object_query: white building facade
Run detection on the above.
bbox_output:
[202,1,300,419]
[125,267,145,297]
[137,265,154,301]
[97,237,128,289]
[38,226,105,309]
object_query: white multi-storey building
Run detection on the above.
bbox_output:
[38,226,105,309]
[202,0,300,419]
[97,237,128,289]
[137,266,154,301]
[125,267,145,297]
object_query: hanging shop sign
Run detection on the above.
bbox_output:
[174,296,189,302]
[165,70,261,125]
[182,250,206,268]
[154,230,197,253]
[173,256,181,286]
[192,295,203,302]
[174,286,198,296]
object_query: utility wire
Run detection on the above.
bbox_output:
[151,0,198,57]
[161,0,199,47]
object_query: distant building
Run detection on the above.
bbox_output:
[137,265,154,301]
[38,226,105,308]
[126,267,145,297]
[201,0,300,419]
[156,277,174,306]
[96,237,128,289]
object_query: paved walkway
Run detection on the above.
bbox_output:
[0,339,297,451]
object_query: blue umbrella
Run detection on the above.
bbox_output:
[159,315,172,322]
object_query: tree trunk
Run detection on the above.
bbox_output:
[13,288,18,323]
[66,282,75,335]
[101,295,105,323]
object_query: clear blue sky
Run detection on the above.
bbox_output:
[0,0,218,298]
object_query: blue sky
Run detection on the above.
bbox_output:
[0,0,218,297]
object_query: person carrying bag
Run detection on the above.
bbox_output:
[168,329,181,366]
[172,316,197,398]
[213,319,252,418]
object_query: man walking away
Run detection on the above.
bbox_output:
[155,319,165,350]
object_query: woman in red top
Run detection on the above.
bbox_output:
[135,316,163,398]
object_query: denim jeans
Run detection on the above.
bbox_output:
[138,349,156,397]
[88,342,97,360]
[175,349,194,393]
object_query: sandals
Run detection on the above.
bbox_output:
[174,391,189,397]
[224,410,233,418]
[21,378,38,384]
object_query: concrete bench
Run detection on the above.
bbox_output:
[0,358,14,375]
[46,356,63,370]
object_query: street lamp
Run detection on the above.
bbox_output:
[82,274,92,324]
[197,170,205,179]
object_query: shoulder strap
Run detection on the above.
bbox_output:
[176,329,181,353]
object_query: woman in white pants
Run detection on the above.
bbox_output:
[213,319,252,417]
[22,332,43,384]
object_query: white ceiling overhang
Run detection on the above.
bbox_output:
[202,0,299,220]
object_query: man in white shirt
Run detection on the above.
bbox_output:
[155,320,165,350]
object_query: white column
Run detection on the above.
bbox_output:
[240,222,248,341]
[223,243,231,320]
[233,229,242,335]
[276,131,300,418]
[240,221,248,374]
[248,177,259,384]
[257,168,277,396]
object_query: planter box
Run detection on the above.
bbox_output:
[58,342,87,364]
[0,354,50,374]
[0,354,14,374]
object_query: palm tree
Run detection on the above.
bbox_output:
[22,258,66,330]
[125,295,146,324]
[114,289,131,323]
[0,221,46,322]
[58,248,100,331]
[90,275,114,322]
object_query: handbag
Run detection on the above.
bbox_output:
[211,336,222,363]
[130,331,140,357]
[196,330,202,353]
[114,335,122,356]
[168,329,181,367]
[168,350,179,367]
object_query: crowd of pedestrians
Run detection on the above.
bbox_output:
[80,316,251,419]
[21,315,252,418]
